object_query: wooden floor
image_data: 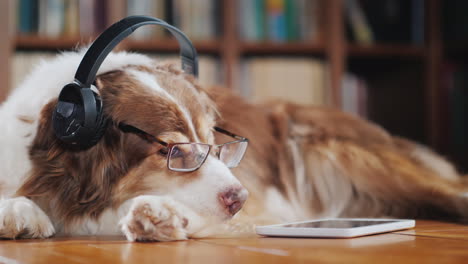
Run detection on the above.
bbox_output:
[1,220,468,263]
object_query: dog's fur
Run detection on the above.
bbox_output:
[1,51,468,241]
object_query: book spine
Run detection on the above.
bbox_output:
[79,0,96,36]
[153,0,166,37]
[357,78,368,118]
[212,0,221,38]
[127,0,154,39]
[94,0,107,33]
[239,0,253,40]
[246,57,326,106]
[285,0,299,41]
[64,0,79,36]
[439,62,455,152]
[204,0,215,39]
[307,0,319,41]
[45,0,65,37]
[411,0,424,44]
[449,67,468,153]
[345,0,374,45]
[17,0,37,34]
[266,0,287,42]
[254,0,265,40]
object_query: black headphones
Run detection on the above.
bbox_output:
[52,16,199,149]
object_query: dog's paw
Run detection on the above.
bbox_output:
[0,197,55,239]
[119,196,190,242]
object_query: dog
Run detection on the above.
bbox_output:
[1,50,467,241]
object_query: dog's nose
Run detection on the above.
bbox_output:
[219,187,248,216]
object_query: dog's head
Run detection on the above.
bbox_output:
[18,53,248,231]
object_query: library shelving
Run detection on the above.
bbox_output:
[0,0,461,168]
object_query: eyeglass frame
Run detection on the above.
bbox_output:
[118,123,249,172]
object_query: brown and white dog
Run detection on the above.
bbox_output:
[1,51,467,241]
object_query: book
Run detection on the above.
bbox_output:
[442,0,468,42]
[38,0,66,37]
[79,0,96,36]
[450,69,468,154]
[239,0,257,41]
[346,0,421,44]
[15,0,218,40]
[239,0,320,42]
[17,0,39,34]
[198,56,221,88]
[341,73,368,118]
[298,0,320,41]
[411,0,424,44]
[244,57,327,106]
[63,0,79,36]
[285,0,299,41]
[170,0,217,40]
[12,52,56,90]
[127,0,166,39]
[345,0,374,45]
[266,0,287,42]
[254,0,266,40]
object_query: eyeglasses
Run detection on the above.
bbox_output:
[118,123,248,172]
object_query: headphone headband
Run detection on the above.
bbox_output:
[54,16,197,149]
[75,16,199,87]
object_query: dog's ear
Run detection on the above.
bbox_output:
[19,96,155,223]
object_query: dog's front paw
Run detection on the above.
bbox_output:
[119,196,190,242]
[0,197,55,239]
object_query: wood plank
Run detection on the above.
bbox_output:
[347,44,426,57]
[240,42,325,55]
[396,220,468,240]
[15,35,221,54]
[426,0,443,149]
[326,0,345,107]
[200,233,468,263]
[16,35,96,50]
[1,221,468,263]
[221,0,240,89]
[126,39,221,54]
[0,237,270,264]
[0,0,13,101]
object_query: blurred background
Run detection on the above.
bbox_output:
[0,0,467,171]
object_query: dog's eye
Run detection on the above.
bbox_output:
[158,147,169,156]
[170,146,183,158]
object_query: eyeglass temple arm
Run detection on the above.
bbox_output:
[118,123,168,146]
[214,127,248,141]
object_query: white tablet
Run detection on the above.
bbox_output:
[256,218,415,238]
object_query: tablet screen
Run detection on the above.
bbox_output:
[282,220,398,228]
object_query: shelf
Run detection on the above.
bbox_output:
[126,38,221,54]
[240,42,325,55]
[16,36,426,58]
[445,42,468,58]
[15,35,221,54]
[347,44,426,58]
[16,35,94,50]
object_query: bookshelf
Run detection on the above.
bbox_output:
[0,0,13,102]
[347,44,426,57]
[0,0,458,167]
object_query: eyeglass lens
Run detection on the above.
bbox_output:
[219,141,248,168]
[168,143,211,172]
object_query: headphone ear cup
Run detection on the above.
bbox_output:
[84,89,108,147]
[53,83,86,144]
[86,112,108,148]
[53,83,107,149]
